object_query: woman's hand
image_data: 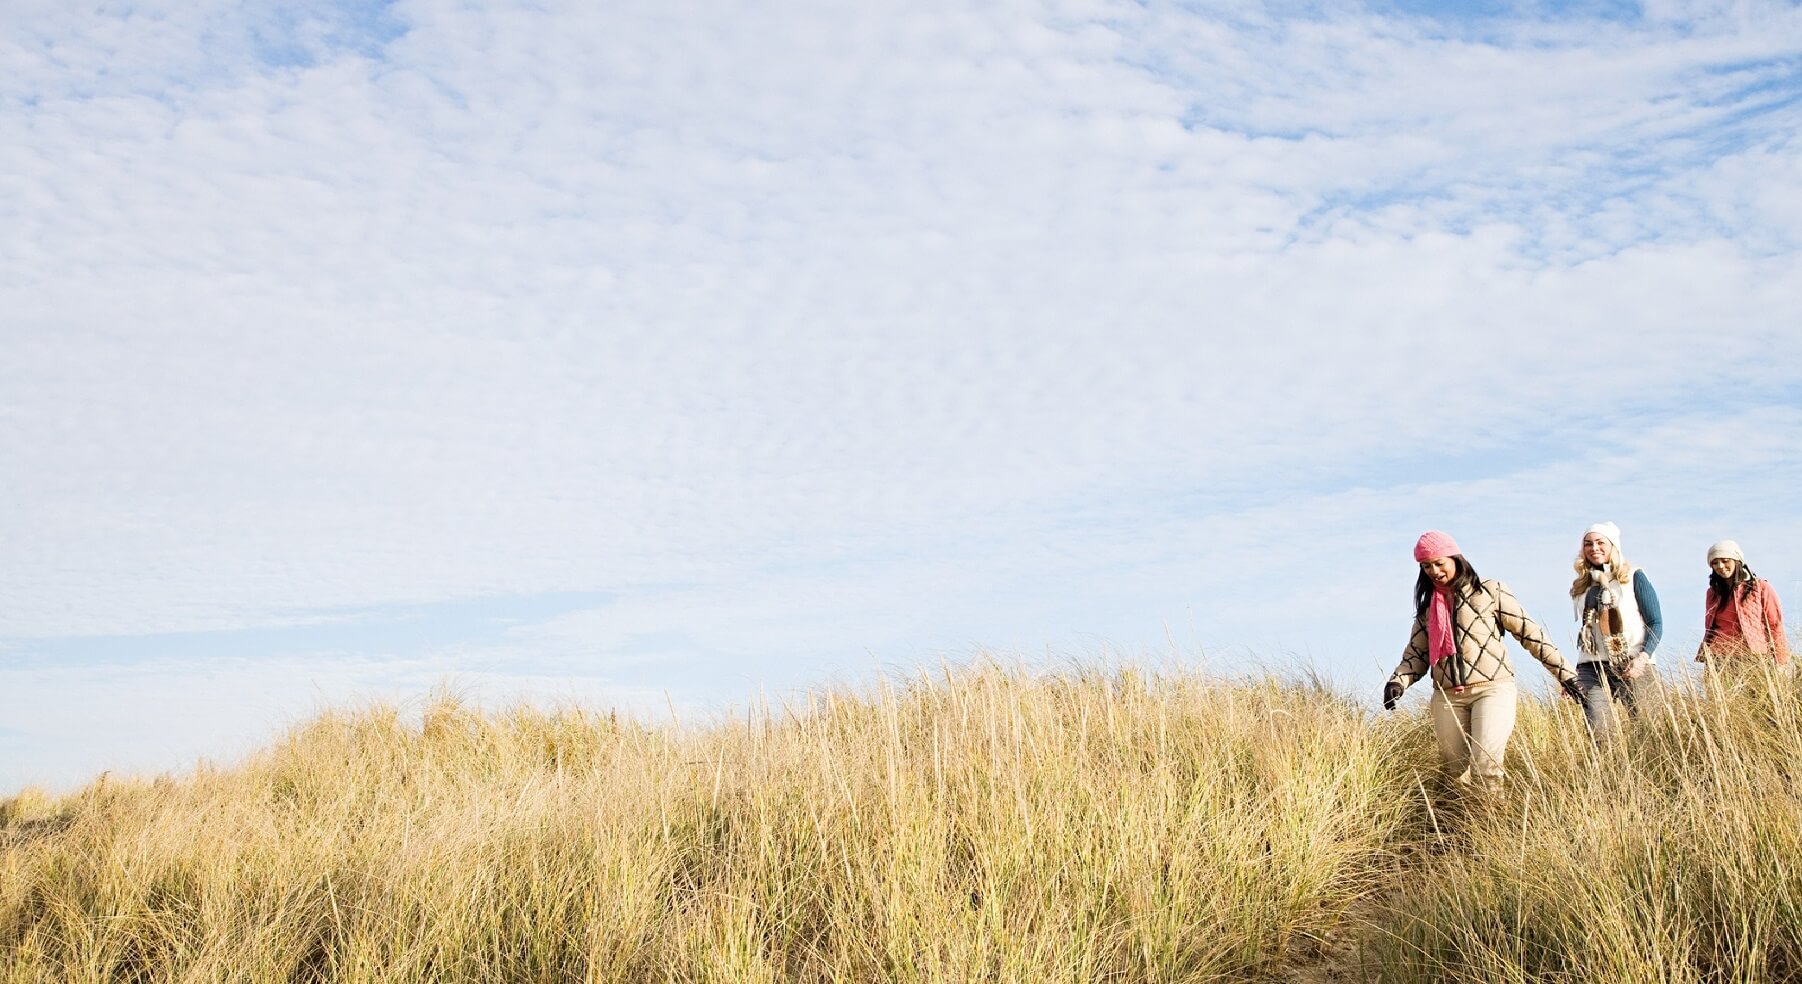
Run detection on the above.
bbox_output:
[1382,682,1404,711]
[1624,654,1649,679]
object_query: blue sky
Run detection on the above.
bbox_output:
[5,0,1802,791]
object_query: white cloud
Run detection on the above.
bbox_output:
[3,0,1801,785]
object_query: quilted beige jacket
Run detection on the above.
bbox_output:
[1388,578,1577,692]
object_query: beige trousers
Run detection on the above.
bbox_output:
[1430,680,1518,784]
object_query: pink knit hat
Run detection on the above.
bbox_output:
[1413,530,1461,562]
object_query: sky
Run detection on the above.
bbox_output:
[4,0,1802,792]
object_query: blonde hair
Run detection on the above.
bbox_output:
[1570,539,1633,597]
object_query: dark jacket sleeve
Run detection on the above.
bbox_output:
[1388,618,1431,690]
[1634,569,1662,656]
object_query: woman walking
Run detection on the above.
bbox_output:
[1383,531,1583,786]
[1696,540,1790,667]
[1569,522,1663,738]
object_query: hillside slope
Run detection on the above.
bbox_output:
[4,664,1801,982]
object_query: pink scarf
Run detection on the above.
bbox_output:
[1427,584,1454,665]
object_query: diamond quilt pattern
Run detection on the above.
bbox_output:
[1389,579,1575,692]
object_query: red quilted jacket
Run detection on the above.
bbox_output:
[1702,578,1791,665]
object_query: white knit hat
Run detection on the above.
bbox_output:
[1585,521,1621,552]
[1708,539,1745,563]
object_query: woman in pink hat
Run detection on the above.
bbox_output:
[1383,531,1583,786]
[1568,521,1663,740]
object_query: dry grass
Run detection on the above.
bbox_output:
[7,660,1802,982]
[0,664,1415,983]
[1369,665,1802,983]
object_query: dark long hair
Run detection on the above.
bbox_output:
[1415,555,1479,618]
[1708,561,1757,609]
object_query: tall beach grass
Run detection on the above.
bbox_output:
[1370,664,1802,983]
[0,664,1417,983]
[7,659,1802,981]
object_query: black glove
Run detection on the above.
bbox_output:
[1382,681,1404,711]
[1561,677,1586,704]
